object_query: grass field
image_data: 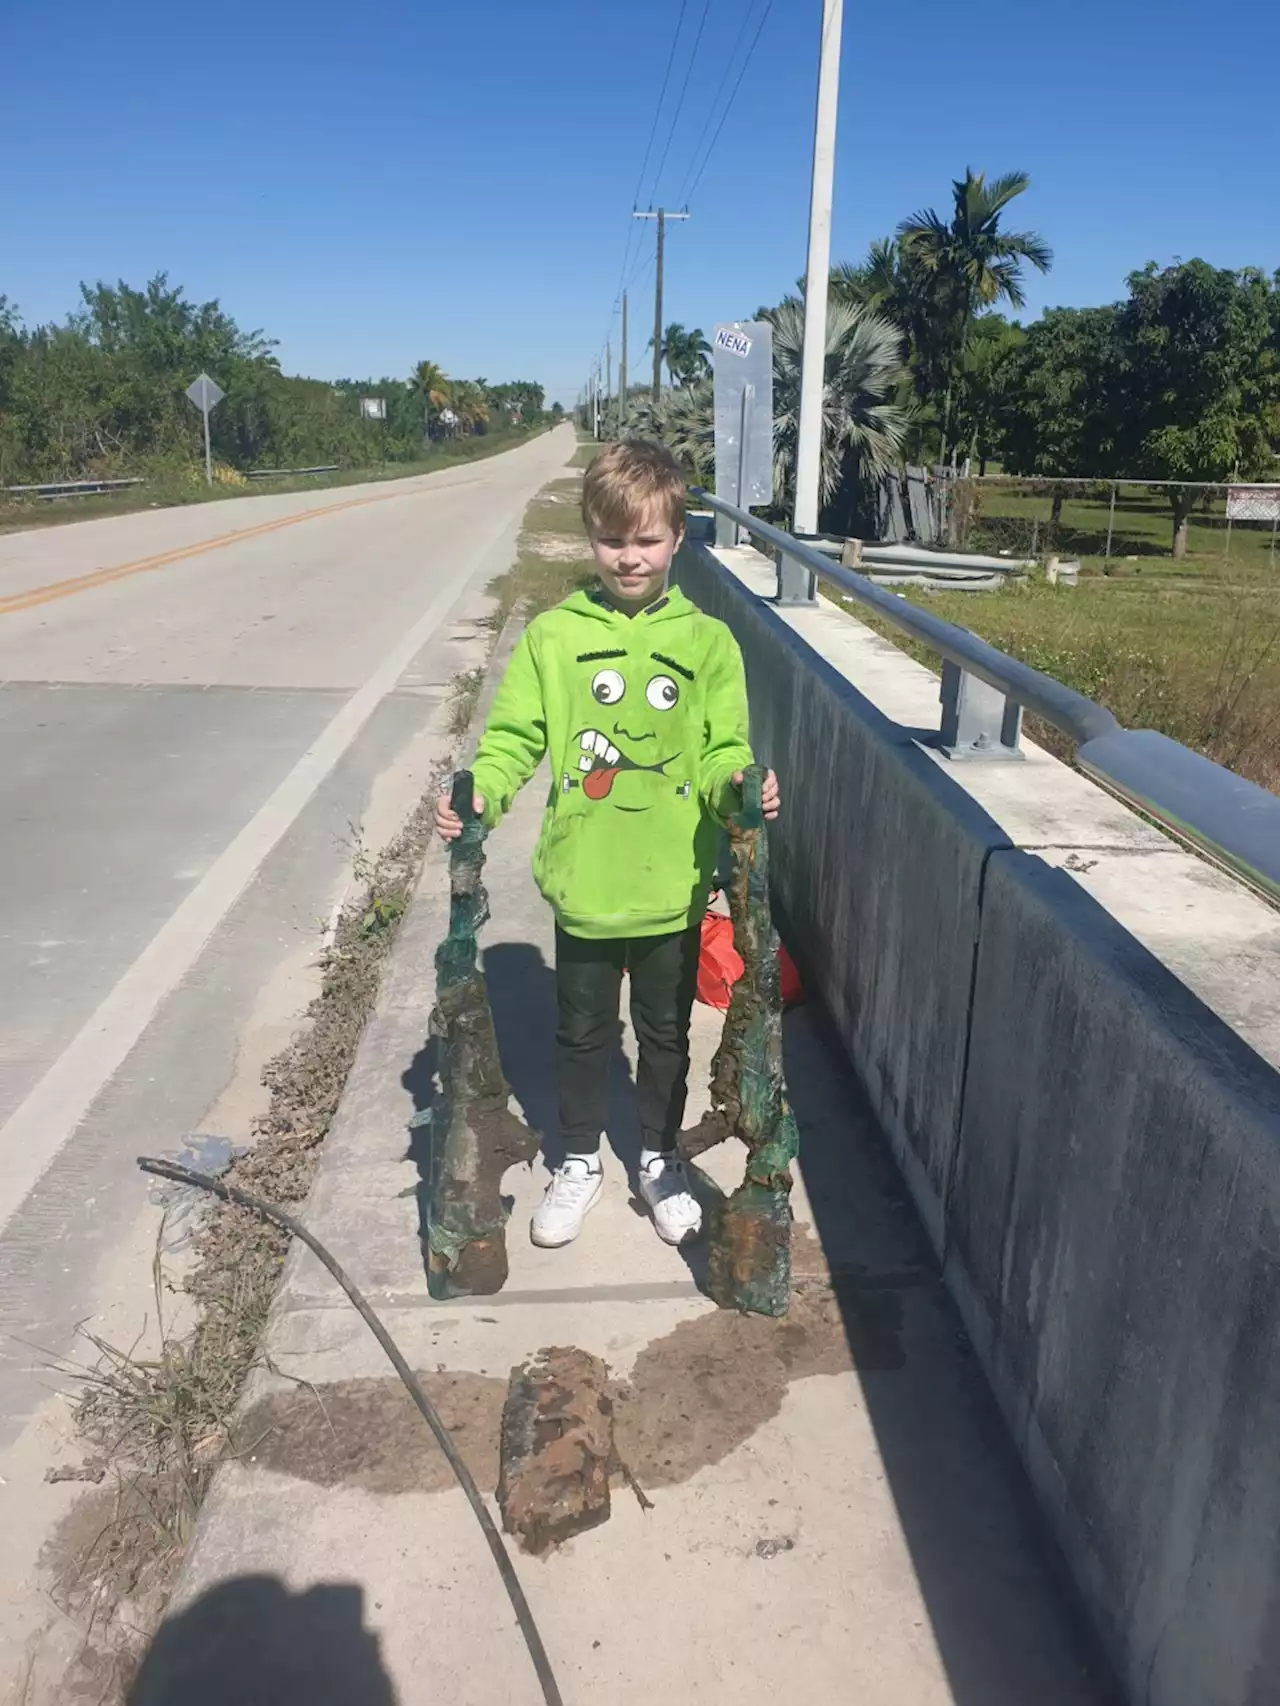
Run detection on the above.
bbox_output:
[847,482,1280,793]
[960,478,1279,583]
[0,423,550,536]
[486,462,596,628]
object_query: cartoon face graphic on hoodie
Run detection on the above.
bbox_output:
[471,586,755,939]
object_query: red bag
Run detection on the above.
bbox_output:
[778,943,804,1008]
[696,911,742,1010]
[696,909,806,1011]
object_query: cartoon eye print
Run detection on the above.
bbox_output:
[646,674,680,711]
[591,668,626,705]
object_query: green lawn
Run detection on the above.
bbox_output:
[486,470,596,628]
[960,479,1279,585]
[845,551,1280,794]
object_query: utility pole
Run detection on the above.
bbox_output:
[794,0,844,537]
[633,208,689,402]
[605,340,612,436]
[620,290,629,433]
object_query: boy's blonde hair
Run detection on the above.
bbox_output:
[581,439,686,538]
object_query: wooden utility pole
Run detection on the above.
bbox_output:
[619,291,628,433]
[633,209,689,402]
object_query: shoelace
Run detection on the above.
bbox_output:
[643,1158,689,1199]
[549,1163,599,1202]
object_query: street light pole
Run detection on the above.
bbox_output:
[793,0,844,537]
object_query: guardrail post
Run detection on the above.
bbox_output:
[775,547,817,605]
[938,661,1023,761]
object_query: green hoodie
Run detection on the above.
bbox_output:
[471,585,754,939]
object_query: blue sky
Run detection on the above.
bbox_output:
[4,0,1277,406]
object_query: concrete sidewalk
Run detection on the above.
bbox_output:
[144,737,1111,1703]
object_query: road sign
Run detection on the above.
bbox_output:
[1227,484,1280,523]
[713,326,753,359]
[185,373,226,486]
[360,397,386,421]
[713,321,773,544]
[185,373,225,413]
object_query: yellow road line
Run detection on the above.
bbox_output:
[0,486,413,618]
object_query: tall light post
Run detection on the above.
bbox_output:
[793,0,844,537]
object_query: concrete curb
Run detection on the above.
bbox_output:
[462,596,531,757]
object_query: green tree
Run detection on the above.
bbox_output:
[829,238,904,315]
[1109,260,1280,555]
[895,169,1051,462]
[999,304,1118,484]
[627,377,715,485]
[653,323,711,387]
[633,301,907,520]
[766,297,909,528]
[948,313,1024,474]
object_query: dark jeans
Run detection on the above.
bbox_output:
[555,925,700,1156]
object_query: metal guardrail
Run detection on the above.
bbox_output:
[247,465,340,480]
[691,489,1280,906]
[2,477,144,500]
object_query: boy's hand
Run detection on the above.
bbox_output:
[732,768,780,821]
[434,790,486,841]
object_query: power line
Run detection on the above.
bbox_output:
[645,0,714,209]
[673,0,766,207]
[632,0,690,214]
[682,0,775,207]
[596,0,691,372]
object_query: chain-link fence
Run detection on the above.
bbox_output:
[919,474,1280,575]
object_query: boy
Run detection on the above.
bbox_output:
[435,439,779,1249]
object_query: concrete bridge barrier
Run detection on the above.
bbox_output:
[676,534,1280,1706]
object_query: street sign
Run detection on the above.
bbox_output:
[185,373,225,413]
[713,320,773,544]
[185,372,225,486]
[360,397,386,421]
[713,326,753,359]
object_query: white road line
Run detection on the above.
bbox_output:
[0,492,529,1238]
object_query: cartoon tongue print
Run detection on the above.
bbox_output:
[577,729,633,800]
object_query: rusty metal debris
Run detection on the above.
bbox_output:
[680,765,798,1317]
[422,771,537,1299]
[498,1346,614,1554]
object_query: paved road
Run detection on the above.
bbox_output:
[0,426,574,1454]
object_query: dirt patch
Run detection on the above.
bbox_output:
[228,1279,902,1502]
[615,1280,901,1486]
[239,1370,505,1494]
[524,533,594,561]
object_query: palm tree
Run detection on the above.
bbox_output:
[412,359,450,410]
[829,238,904,315]
[452,378,489,434]
[895,169,1051,463]
[651,323,712,387]
[898,168,1051,315]
[768,297,909,526]
[412,359,454,438]
[627,377,714,485]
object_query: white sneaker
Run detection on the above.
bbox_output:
[530,1157,604,1248]
[639,1153,702,1246]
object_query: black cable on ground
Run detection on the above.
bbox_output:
[136,1155,564,1706]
